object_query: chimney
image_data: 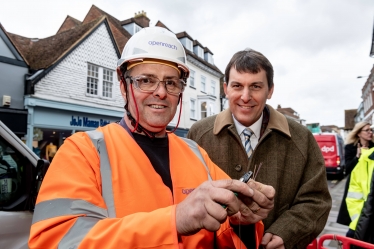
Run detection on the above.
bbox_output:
[134,10,150,27]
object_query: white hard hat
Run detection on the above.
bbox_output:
[117,26,189,80]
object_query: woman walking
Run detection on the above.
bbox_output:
[346,148,374,243]
[337,121,374,237]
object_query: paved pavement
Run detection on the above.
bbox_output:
[318,177,349,248]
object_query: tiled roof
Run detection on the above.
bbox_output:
[175,31,193,41]
[8,16,109,70]
[121,11,150,28]
[345,109,357,130]
[6,5,222,75]
[82,5,131,52]
[155,21,172,31]
[204,47,213,55]
[175,32,221,74]
[120,15,150,28]
[56,15,82,34]
[193,40,204,48]
[177,32,213,55]
[0,22,27,63]
[185,49,222,75]
[121,17,140,26]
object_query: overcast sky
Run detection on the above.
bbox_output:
[1,0,373,127]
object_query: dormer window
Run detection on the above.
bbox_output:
[134,24,142,33]
[194,46,204,59]
[179,37,193,51]
[185,39,193,51]
[123,23,142,35]
[204,52,214,64]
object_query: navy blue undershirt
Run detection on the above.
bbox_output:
[132,133,173,194]
[119,119,173,193]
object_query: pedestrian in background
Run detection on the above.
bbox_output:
[346,146,374,243]
[337,121,374,237]
[28,27,275,249]
[187,48,331,249]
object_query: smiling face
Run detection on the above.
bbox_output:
[224,67,274,127]
[121,63,180,136]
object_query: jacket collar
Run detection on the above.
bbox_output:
[213,104,291,138]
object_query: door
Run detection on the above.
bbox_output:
[0,121,38,249]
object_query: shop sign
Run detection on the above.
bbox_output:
[70,116,111,128]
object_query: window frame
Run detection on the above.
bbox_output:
[200,101,207,119]
[134,24,142,34]
[210,80,216,95]
[86,64,99,96]
[189,70,195,88]
[102,68,113,98]
[186,39,193,51]
[86,63,114,100]
[201,76,206,93]
[190,98,197,120]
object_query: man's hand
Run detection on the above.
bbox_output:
[175,179,254,235]
[261,233,285,249]
[229,180,275,225]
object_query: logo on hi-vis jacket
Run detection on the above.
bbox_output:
[182,188,195,195]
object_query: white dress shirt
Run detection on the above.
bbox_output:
[233,112,263,150]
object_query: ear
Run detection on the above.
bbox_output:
[267,83,274,99]
[120,80,127,102]
[223,82,228,97]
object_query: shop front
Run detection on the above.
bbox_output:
[24,97,123,160]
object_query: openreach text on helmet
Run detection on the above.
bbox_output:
[148,40,178,50]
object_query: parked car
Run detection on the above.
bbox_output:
[0,120,49,249]
[313,132,345,179]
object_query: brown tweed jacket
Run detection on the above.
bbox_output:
[187,105,332,249]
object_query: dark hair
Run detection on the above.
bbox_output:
[224,48,274,89]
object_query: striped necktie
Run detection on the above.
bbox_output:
[243,128,253,159]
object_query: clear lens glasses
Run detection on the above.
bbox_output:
[126,75,185,96]
[362,129,374,133]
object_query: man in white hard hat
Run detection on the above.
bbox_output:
[29,27,275,249]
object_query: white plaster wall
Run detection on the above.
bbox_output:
[170,62,221,129]
[34,23,124,111]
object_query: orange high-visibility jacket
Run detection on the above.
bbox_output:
[29,123,263,248]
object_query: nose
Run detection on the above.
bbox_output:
[241,87,251,102]
[153,81,168,99]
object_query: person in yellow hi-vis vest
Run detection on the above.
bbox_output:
[346,146,374,243]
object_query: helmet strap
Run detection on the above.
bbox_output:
[167,93,183,134]
[124,105,160,139]
[124,81,164,140]
[121,72,182,139]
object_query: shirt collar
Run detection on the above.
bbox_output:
[233,112,263,138]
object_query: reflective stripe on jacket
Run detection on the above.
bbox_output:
[29,123,263,248]
[346,147,374,230]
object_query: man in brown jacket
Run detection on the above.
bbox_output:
[187,48,332,249]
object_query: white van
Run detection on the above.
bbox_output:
[0,121,49,249]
